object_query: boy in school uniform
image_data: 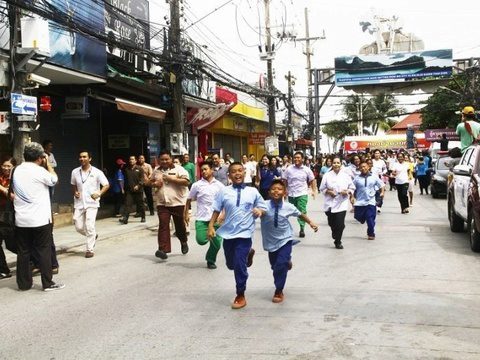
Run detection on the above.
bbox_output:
[208,162,267,309]
[261,180,318,303]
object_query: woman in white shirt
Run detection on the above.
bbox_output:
[392,152,411,214]
[320,156,356,249]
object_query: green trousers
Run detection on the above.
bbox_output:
[288,195,308,230]
[195,221,222,265]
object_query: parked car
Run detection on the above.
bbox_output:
[431,155,455,198]
[447,144,480,252]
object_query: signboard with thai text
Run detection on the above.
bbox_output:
[424,128,459,141]
[105,0,150,72]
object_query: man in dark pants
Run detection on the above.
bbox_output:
[150,150,190,260]
[13,142,64,291]
[120,155,145,224]
[138,155,154,216]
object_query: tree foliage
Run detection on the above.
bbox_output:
[420,74,470,130]
[340,93,404,135]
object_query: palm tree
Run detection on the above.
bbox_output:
[341,93,404,135]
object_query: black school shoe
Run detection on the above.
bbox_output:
[299,229,305,238]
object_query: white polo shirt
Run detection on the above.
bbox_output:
[13,162,58,227]
[320,169,355,213]
[71,166,109,209]
[187,177,224,221]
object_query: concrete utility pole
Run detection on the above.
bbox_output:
[264,0,276,135]
[8,6,28,163]
[169,0,184,134]
[286,71,294,150]
[294,8,324,153]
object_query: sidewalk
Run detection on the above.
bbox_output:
[5,213,160,267]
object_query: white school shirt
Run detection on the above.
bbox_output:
[187,178,224,221]
[371,159,387,178]
[393,162,410,185]
[320,169,355,213]
[13,162,58,227]
[71,166,109,209]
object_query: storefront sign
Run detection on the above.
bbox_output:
[249,132,269,145]
[105,0,150,72]
[48,0,106,76]
[344,134,431,151]
[187,103,233,129]
[108,134,130,149]
[424,128,459,141]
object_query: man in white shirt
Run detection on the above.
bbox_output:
[13,142,64,291]
[71,151,110,258]
[241,154,256,186]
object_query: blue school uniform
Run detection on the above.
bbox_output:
[261,200,301,291]
[213,184,267,295]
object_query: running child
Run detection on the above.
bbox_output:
[208,162,267,309]
[261,180,318,303]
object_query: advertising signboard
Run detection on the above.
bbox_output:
[265,136,279,156]
[344,134,431,152]
[105,0,150,72]
[335,49,452,87]
[48,0,106,77]
[424,128,459,141]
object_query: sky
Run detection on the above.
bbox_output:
[151,0,480,149]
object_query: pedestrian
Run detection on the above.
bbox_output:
[407,155,415,207]
[12,142,64,291]
[212,154,229,186]
[42,140,57,169]
[261,179,318,303]
[138,155,154,216]
[351,161,385,240]
[241,154,256,186]
[185,161,224,269]
[120,156,145,224]
[208,162,267,309]
[256,155,280,199]
[392,152,411,214]
[456,106,480,153]
[182,153,196,187]
[224,153,234,164]
[71,151,110,258]
[415,156,429,195]
[0,156,16,279]
[282,151,316,238]
[112,158,126,217]
[371,149,387,213]
[151,150,190,260]
[320,156,355,249]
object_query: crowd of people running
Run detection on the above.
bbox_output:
[0,142,436,309]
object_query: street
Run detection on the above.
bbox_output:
[1,191,480,359]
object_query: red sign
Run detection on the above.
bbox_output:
[40,96,51,112]
[249,132,269,145]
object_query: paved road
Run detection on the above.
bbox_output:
[1,191,480,359]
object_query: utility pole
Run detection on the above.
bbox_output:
[285,71,296,153]
[294,8,324,151]
[264,0,276,135]
[8,6,28,163]
[169,0,184,134]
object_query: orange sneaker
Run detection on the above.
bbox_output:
[231,295,247,309]
[272,290,284,303]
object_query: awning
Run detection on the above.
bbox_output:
[115,98,166,121]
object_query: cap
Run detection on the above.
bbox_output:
[116,158,126,165]
[462,106,475,114]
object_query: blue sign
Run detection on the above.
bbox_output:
[11,93,37,115]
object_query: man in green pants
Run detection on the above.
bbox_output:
[185,161,225,269]
[282,152,316,238]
